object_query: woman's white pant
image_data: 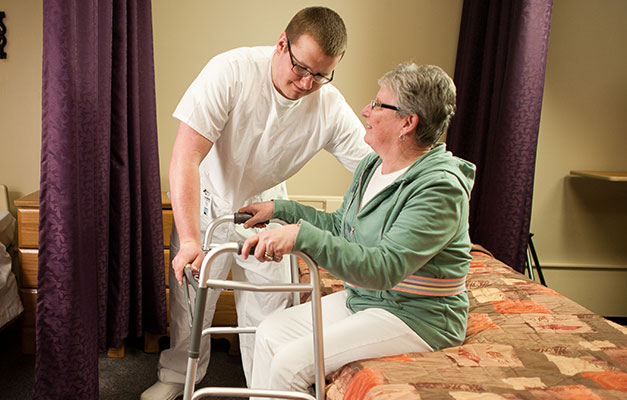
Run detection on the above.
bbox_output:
[250,290,433,396]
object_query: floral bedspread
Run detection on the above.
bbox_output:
[301,246,627,399]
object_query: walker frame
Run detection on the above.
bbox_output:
[182,213,326,400]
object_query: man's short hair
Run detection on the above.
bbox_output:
[285,7,347,57]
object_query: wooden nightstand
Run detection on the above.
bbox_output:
[15,191,238,355]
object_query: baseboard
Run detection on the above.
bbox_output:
[605,316,627,326]
[289,194,344,212]
[538,262,626,271]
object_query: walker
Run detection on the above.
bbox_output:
[182,213,326,400]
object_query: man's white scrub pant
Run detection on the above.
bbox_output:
[157,220,291,386]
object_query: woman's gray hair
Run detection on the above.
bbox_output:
[379,63,456,147]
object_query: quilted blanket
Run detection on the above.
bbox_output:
[300,246,627,399]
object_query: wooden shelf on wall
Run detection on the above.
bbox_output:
[569,170,627,182]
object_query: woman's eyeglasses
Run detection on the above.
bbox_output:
[369,100,400,111]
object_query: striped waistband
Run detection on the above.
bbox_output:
[392,275,467,296]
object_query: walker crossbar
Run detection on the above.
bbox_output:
[183,215,326,400]
[205,279,313,292]
[191,387,316,400]
[202,326,256,336]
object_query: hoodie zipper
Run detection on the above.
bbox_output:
[349,162,404,300]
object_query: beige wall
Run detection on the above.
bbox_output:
[0,1,625,314]
[151,0,463,196]
[531,0,627,315]
[0,0,42,214]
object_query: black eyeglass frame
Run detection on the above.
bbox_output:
[370,99,400,111]
[285,37,334,85]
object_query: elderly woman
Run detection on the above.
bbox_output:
[239,63,476,394]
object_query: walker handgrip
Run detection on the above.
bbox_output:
[183,266,199,291]
[233,212,269,225]
[183,265,198,328]
[238,243,256,256]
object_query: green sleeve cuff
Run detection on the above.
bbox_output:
[272,199,299,223]
[293,219,323,259]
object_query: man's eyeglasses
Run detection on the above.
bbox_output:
[286,37,334,85]
[370,99,400,111]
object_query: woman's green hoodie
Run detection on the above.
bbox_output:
[273,143,476,350]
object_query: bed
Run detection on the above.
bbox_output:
[0,185,23,330]
[298,244,627,399]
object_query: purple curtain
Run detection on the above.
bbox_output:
[446,0,553,272]
[36,1,166,398]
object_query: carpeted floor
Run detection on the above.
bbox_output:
[0,322,246,399]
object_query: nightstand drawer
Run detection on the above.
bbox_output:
[17,208,39,248]
[163,210,173,248]
[16,204,174,249]
[19,248,38,288]
[214,290,236,326]
[164,249,170,287]
[19,288,37,327]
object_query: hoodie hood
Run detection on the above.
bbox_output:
[360,142,475,199]
[407,143,475,197]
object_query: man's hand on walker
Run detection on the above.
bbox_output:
[172,241,205,285]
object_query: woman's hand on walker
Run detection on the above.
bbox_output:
[241,224,300,263]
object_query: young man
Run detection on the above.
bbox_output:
[141,7,370,400]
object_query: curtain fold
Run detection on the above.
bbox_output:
[36,1,166,398]
[446,0,553,272]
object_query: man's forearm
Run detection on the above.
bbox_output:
[169,163,202,246]
[168,121,214,247]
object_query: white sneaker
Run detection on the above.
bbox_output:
[140,381,184,400]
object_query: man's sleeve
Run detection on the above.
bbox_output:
[324,97,371,173]
[172,54,235,144]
